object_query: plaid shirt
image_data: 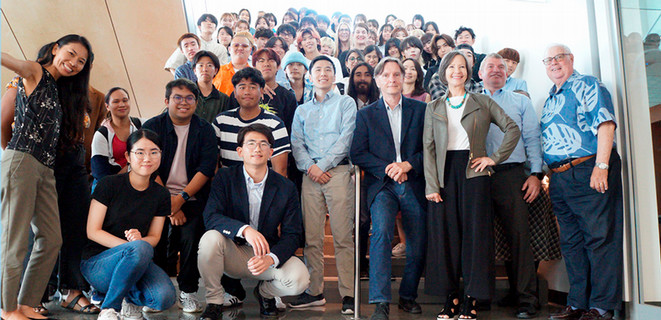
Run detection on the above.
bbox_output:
[428,72,483,100]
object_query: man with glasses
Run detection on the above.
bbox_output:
[213,32,255,96]
[198,124,309,320]
[542,44,623,320]
[142,79,218,314]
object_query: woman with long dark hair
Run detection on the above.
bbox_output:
[402,58,430,102]
[1,34,93,320]
[82,129,176,320]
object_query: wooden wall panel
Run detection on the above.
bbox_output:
[1,10,25,95]
[106,0,187,117]
[1,0,185,118]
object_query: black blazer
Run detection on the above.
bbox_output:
[202,165,303,267]
[350,96,427,208]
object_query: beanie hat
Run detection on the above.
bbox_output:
[281,51,309,71]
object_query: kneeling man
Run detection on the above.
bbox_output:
[198,124,309,319]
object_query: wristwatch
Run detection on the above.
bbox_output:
[179,191,191,201]
[595,162,609,170]
[532,172,545,180]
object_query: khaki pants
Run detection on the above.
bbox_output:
[198,230,309,304]
[301,164,355,298]
[1,150,62,310]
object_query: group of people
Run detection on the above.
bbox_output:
[0,6,623,320]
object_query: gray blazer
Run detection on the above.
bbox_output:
[423,93,521,194]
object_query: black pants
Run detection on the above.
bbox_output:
[491,164,538,306]
[53,144,91,291]
[425,150,494,300]
[154,200,205,293]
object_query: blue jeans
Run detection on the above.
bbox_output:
[369,181,426,303]
[80,240,176,310]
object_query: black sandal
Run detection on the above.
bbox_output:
[61,293,100,314]
[459,295,477,319]
[437,292,461,319]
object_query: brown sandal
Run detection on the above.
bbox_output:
[61,293,100,314]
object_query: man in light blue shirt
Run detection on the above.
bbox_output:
[480,53,543,319]
[289,55,357,315]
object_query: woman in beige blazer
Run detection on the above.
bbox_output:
[422,50,520,320]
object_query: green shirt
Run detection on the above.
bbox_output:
[195,86,230,123]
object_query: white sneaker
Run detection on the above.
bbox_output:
[275,296,286,312]
[142,306,160,313]
[97,308,120,320]
[178,291,203,313]
[120,299,143,320]
[392,242,406,257]
[222,292,244,307]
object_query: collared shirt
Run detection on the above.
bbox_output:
[212,63,237,96]
[384,98,403,162]
[174,61,197,82]
[195,85,230,123]
[164,38,229,71]
[502,76,529,92]
[541,71,617,165]
[428,72,483,100]
[484,88,543,173]
[291,90,357,172]
[279,77,315,105]
[236,167,279,267]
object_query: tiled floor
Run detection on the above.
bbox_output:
[39,278,554,320]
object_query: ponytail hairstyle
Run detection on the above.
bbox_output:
[38,34,95,148]
[104,87,130,121]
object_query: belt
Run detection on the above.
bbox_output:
[337,158,350,166]
[492,162,524,173]
[550,155,595,173]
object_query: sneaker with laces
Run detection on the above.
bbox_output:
[341,296,355,315]
[98,308,120,320]
[222,292,244,307]
[391,242,406,257]
[288,292,326,308]
[121,299,143,320]
[178,291,203,313]
[274,296,286,312]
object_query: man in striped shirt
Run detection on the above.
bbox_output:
[212,67,290,177]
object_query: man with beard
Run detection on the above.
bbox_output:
[347,62,380,109]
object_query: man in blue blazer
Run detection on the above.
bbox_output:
[198,124,309,320]
[350,57,427,320]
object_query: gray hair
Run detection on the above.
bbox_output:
[545,43,572,56]
[479,53,507,73]
[373,56,405,77]
[437,50,472,86]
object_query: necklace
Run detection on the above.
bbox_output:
[446,92,467,109]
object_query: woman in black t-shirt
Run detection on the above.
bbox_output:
[80,129,175,320]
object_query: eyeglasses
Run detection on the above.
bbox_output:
[542,53,571,66]
[347,56,363,62]
[171,95,196,104]
[243,140,271,150]
[131,150,162,159]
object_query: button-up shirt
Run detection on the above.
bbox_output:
[237,167,279,267]
[384,98,403,162]
[502,76,528,92]
[541,71,617,165]
[174,61,197,82]
[484,88,543,173]
[291,90,357,172]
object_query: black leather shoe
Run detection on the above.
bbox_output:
[370,302,390,320]
[578,309,614,320]
[497,292,518,307]
[253,283,278,318]
[515,303,538,319]
[200,303,224,320]
[549,306,586,320]
[398,297,421,314]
